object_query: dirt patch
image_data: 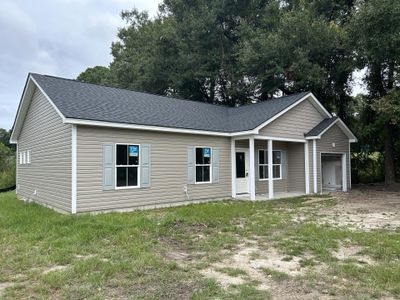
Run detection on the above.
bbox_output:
[42,265,68,274]
[315,186,400,231]
[199,242,330,298]
[332,245,375,266]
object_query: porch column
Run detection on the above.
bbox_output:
[304,141,310,194]
[249,137,256,200]
[231,139,236,198]
[313,139,318,193]
[268,139,274,199]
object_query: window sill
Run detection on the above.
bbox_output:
[258,178,283,181]
[194,181,213,185]
[115,186,141,190]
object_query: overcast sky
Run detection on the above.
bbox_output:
[0,1,367,130]
[0,0,161,130]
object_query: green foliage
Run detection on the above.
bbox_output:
[77,66,111,85]
[0,143,16,189]
[0,128,15,151]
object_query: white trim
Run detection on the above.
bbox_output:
[65,118,232,137]
[253,93,331,133]
[349,141,352,189]
[248,136,306,143]
[231,139,236,198]
[16,143,18,193]
[313,139,317,193]
[319,152,347,192]
[114,143,141,189]
[342,153,348,192]
[305,118,357,142]
[10,75,66,143]
[257,149,283,180]
[30,76,66,122]
[235,148,250,195]
[249,137,256,200]
[194,146,212,184]
[268,139,274,199]
[71,125,77,214]
[304,141,310,194]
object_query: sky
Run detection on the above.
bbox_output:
[0,0,162,130]
[0,0,367,130]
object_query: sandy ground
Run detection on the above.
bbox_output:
[318,184,400,231]
[194,185,400,299]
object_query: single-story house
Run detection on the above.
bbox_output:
[10,73,357,214]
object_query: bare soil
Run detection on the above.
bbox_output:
[318,185,400,231]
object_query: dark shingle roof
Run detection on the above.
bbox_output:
[31,73,311,133]
[305,117,338,137]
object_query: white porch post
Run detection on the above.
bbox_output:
[268,139,274,199]
[342,153,348,192]
[304,141,310,194]
[231,139,236,198]
[249,137,256,200]
[313,139,318,193]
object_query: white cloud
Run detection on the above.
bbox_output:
[0,0,161,129]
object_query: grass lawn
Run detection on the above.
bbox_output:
[0,191,399,299]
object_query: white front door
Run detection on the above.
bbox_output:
[236,149,249,194]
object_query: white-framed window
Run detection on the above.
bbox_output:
[195,147,212,183]
[22,151,26,165]
[27,150,31,164]
[115,144,140,188]
[258,150,282,180]
[19,152,23,165]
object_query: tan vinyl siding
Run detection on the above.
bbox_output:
[317,124,350,192]
[17,88,71,212]
[76,126,231,212]
[287,142,306,192]
[259,98,325,139]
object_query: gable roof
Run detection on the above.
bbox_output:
[305,116,357,142]
[305,117,338,137]
[10,73,334,142]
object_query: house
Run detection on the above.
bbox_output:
[10,73,357,214]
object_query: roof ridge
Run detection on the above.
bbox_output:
[29,73,311,110]
[29,73,229,109]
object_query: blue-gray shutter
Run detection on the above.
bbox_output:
[281,150,287,179]
[102,144,114,190]
[140,144,151,188]
[187,146,195,184]
[212,148,220,183]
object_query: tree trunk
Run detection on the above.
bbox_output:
[384,122,396,185]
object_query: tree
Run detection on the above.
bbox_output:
[0,128,15,151]
[77,66,111,85]
[238,0,355,116]
[350,0,400,184]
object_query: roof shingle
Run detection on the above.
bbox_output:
[31,73,311,133]
[305,117,338,137]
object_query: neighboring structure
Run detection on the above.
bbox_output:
[10,73,357,213]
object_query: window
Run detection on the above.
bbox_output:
[116,144,140,188]
[195,147,211,183]
[27,150,31,164]
[258,150,282,180]
[19,152,23,165]
[22,151,26,165]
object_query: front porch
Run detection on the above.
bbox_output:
[231,136,310,200]
[235,192,305,201]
